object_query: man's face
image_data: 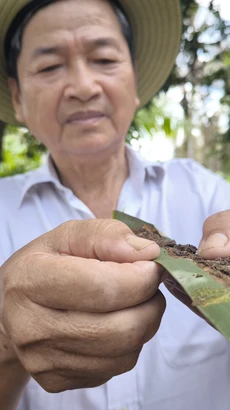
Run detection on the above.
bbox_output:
[9,0,140,158]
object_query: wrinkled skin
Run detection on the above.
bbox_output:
[1,220,165,393]
[2,0,230,399]
[164,210,230,322]
[9,0,141,219]
[1,212,230,394]
[9,0,140,162]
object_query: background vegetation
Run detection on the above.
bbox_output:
[0,0,229,178]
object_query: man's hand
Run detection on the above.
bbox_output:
[1,219,165,393]
[164,210,230,318]
[198,210,230,258]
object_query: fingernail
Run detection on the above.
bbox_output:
[126,235,156,251]
[198,233,228,253]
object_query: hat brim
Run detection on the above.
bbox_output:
[0,0,181,126]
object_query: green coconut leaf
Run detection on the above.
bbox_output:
[113,210,230,342]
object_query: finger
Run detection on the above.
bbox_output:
[8,291,166,357]
[164,279,210,321]
[33,371,111,393]
[198,211,230,258]
[10,254,164,311]
[36,219,160,263]
[18,347,141,389]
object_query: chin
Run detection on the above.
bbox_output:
[63,138,124,157]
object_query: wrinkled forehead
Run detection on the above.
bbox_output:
[25,0,121,33]
[4,0,134,84]
[6,0,123,44]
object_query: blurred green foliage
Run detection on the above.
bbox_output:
[0,0,229,177]
[0,126,46,177]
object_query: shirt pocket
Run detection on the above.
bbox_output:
[158,287,227,368]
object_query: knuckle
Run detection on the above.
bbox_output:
[96,219,126,235]
[97,353,140,378]
[122,319,147,351]
[36,371,109,392]
[204,210,230,232]
[93,265,119,310]
[156,290,167,311]
[73,377,110,389]
[134,262,160,294]
[3,298,32,346]
[129,294,166,348]
[94,219,130,249]
[59,220,77,232]
[11,327,35,349]
[3,251,40,306]
[6,311,47,349]
[36,372,66,393]
[19,347,54,375]
[4,253,28,290]
[70,321,113,350]
[85,354,140,378]
[118,351,141,374]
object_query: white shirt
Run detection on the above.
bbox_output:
[1,145,230,410]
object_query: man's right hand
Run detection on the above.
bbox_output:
[1,219,165,393]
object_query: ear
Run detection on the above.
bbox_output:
[133,62,140,110]
[135,95,140,110]
[8,78,25,123]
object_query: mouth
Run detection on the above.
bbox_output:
[67,111,105,125]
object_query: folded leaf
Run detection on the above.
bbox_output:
[113,210,230,341]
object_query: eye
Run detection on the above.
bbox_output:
[39,65,61,73]
[96,59,117,65]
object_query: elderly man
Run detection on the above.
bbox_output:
[1,0,230,409]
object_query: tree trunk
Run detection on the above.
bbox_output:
[0,121,6,162]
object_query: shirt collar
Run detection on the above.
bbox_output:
[18,145,165,207]
[125,144,165,194]
[18,154,63,207]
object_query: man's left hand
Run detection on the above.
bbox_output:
[164,210,230,320]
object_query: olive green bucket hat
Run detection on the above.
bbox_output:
[0,0,182,126]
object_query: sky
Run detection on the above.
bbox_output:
[219,1,230,21]
[197,0,230,20]
[208,0,230,20]
[139,0,230,162]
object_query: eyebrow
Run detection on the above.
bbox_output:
[31,37,121,59]
[90,37,121,51]
[32,47,61,59]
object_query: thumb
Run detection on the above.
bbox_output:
[198,211,230,258]
[36,219,160,263]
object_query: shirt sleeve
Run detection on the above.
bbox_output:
[0,178,18,266]
[188,159,230,216]
[171,158,230,216]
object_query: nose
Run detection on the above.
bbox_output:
[63,60,102,102]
